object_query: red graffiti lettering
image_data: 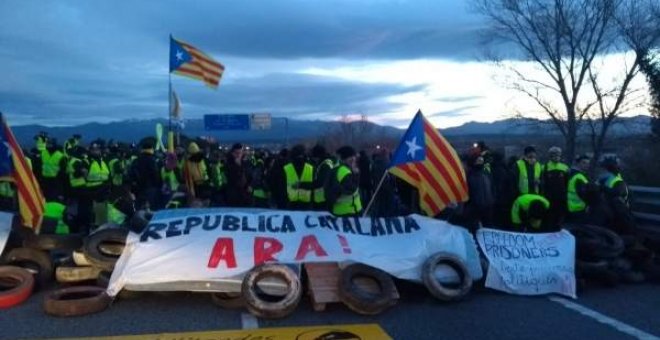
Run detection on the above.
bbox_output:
[295,235,328,260]
[254,237,283,265]
[207,238,237,269]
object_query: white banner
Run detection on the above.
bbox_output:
[108,209,482,296]
[0,212,13,257]
[476,228,576,298]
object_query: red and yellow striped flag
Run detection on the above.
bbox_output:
[0,114,45,231]
[170,36,224,89]
[389,110,468,216]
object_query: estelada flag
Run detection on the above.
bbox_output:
[0,113,45,231]
[389,110,468,216]
[170,35,224,89]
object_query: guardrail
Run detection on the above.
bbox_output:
[630,186,660,230]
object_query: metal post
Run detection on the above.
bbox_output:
[361,172,388,217]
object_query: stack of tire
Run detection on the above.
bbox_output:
[566,224,652,287]
[0,224,130,316]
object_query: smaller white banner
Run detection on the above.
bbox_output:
[0,212,14,257]
[476,228,576,298]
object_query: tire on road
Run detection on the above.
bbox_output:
[43,286,111,317]
[0,266,35,309]
[422,252,472,302]
[72,250,92,267]
[576,259,609,277]
[2,247,53,289]
[55,266,103,283]
[338,263,397,315]
[211,292,245,309]
[242,264,301,319]
[565,224,624,260]
[83,228,128,271]
[96,271,111,288]
[23,233,82,251]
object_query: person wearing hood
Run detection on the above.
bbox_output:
[183,141,210,205]
[39,138,66,201]
[543,146,569,227]
[330,146,362,216]
[225,143,252,207]
[282,144,314,211]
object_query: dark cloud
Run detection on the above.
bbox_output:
[0,0,483,125]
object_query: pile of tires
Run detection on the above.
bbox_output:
[565,224,651,287]
[0,223,130,315]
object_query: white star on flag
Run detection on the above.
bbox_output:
[176,50,183,61]
[406,137,422,158]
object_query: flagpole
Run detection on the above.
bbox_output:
[168,72,172,134]
[361,171,388,217]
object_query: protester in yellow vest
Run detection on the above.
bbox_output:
[251,150,270,208]
[331,146,362,217]
[514,146,542,197]
[87,142,111,228]
[311,145,335,211]
[511,194,550,232]
[183,142,210,204]
[282,145,314,211]
[0,179,16,211]
[599,156,635,235]
[44,201,70,235]
[40,139,66,201]
[543,146,569,226]
[63,134,81,157]
[566,155,591,224]
[66,146,89,233]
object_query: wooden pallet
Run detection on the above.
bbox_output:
[305,263,399,312]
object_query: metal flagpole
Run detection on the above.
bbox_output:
[168,73,172,133]
[361,171,388,217]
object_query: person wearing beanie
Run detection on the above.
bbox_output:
[310,144,336,210]
[464,147,494,232]
[225,143,252,207]
[329,146,362,216]
[39,138,66,201]
[129,137,161,210]
[282,144,314,211]
[599,156,635,234]
[513,145,543,197]
[566,154,592,223]
[543,146,569,228]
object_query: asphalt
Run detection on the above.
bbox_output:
[2,280,660,340]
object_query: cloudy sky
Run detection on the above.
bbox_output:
[0,0,647,128]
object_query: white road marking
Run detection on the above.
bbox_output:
[241,312,259,330]
[549,297,660,340]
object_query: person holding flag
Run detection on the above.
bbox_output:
[364,110,468,218]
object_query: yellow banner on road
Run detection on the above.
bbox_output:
[59,323,391,340]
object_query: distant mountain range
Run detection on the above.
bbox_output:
[11,115,652,147]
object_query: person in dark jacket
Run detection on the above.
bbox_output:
[358,150,372,205]
[268,148,289,209]
[370,147,396,217]
[310,145,335,211]
[225,143,252,207]
[489,151,515,228]
[130,138,162,210]
[464,148,495,233]
[543,146,569,227]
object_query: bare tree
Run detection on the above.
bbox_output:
[473,0,660,162]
